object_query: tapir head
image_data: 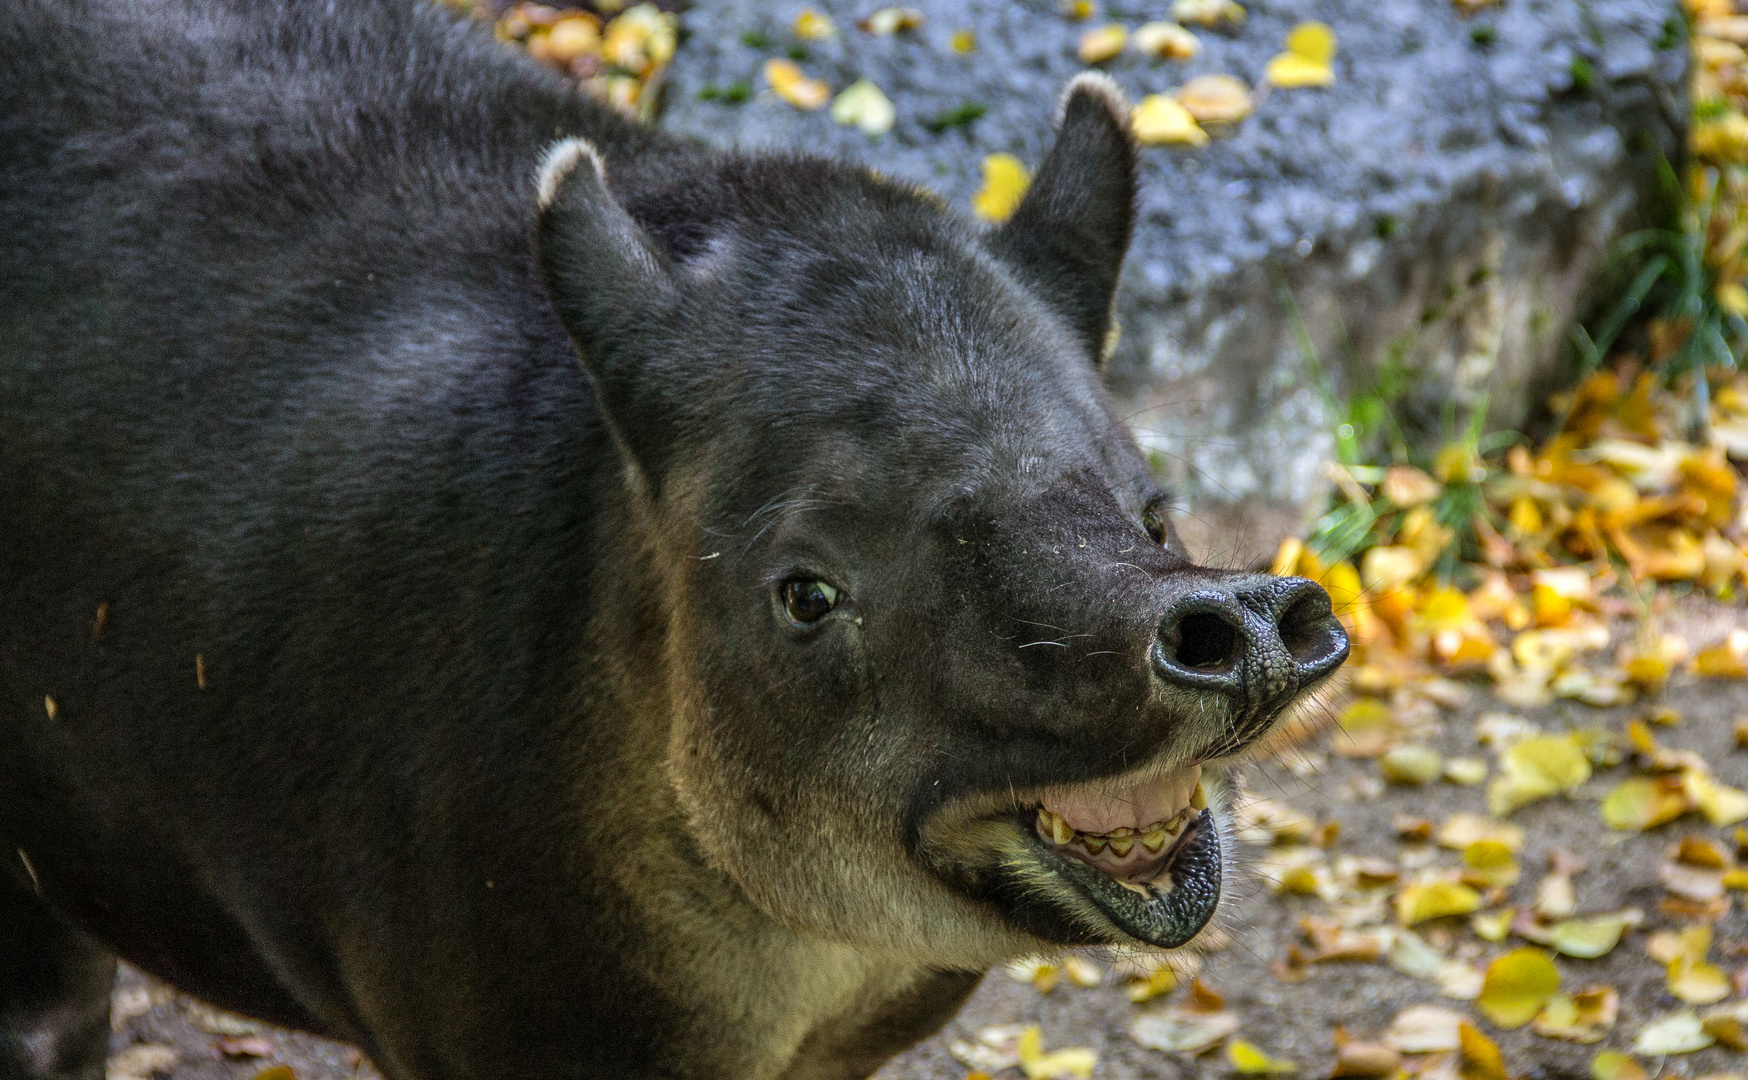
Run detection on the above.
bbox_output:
[533,75,1347,965]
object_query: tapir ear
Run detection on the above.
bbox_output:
[990,73,1138,363]
[534,138,681,478]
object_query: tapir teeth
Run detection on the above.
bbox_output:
[1037,809,1074,846]
[1034,798,1204,858]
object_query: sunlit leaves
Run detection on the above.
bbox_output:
[763,59,829,110]
[972,154,1030,222]
[1265,22,1336,87]
[1475,949,1559,1028]
[1396,881,1482,926]
[1132,95,1208,146]
[1227,1039,1298,1075]
[829,80,894,135]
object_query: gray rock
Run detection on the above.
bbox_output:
[658,0,1686,563]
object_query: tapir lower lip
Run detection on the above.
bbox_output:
[1019,809,1221,949]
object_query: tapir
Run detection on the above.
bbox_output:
[0,1,1348,1077]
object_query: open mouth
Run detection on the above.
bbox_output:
[1016,765,1222,949]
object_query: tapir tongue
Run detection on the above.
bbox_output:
[1041,765,1202,835]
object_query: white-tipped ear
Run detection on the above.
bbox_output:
[535,133,681,479]
[535,137,606,212]
[1054,71,1131,130]
[990,73,1138,363]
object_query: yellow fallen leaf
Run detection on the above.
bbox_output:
[1437,961,1485,1000]
[1472,908,1515,942]
[1176,74,1253,123]
[1458,1023,1506,1080]
[1336,697,1397,758]
[1536,987,1619,1044]
[1671,954,1733,1005]
[1436,814,1524,851]
[1679,838,1731,870]
[1591,1051,1647,1080]
[1389,929,1443,976]
[1134,21,1199,59]
[763,59,830,110]
[1664,922,1734,1006]
[1278,862,1327,896]
[1535,995,1598,1043]
[1397,881,1482,926]
[1489,733,1592,815]
[1172,0,1245,25]
[951,29,976,52]
[1660,859,1725,901]
[1383,1005,1466,1053]
[1462,840,1520,888]
[1695,630,1748,678]
[1018,1026,1097,1080]
[829,80,895,135]
[1381,745,1444,785]
[596,4,676,75]
[251,1068,295,1080]
[1692,643,1748,678]
[1574,986,1620,1028]
[1686,771,1748,826]
[1330,1033,1401,1079]
[1381,465,1442,507]
[1536,871,1576,919]
[1229,1039,1299,1075]
[1476,948,1560,1028]
[1062,955,1102,988]
[1551,913,1636,958]
[1265,50,1332,87]
[1271,537,1305,577]
[858,8,924,35]
[1446,757,1489,785]
[1285,20,1336,63]
[792,8,835,40]
[1634,1011,1715,1054]
[538,16,602,64]
[972,154,1030,222]
[1126,965,1178,1003]
[1362,546,1422,591]
[1004,956,1060,991]
[1601,777,1689,830]
[1624,652,1674,692]
[1078,24,1128,63]
[1702,1010,1748,1050]
[1322,560,1364,616]
[1128,1006,1241,1052]
[1131,95,1208,146]
[1510,735,1591,788]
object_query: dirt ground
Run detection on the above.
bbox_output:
[108,605,1748,1080]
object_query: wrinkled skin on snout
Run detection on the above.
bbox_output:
[537,80,1348,970]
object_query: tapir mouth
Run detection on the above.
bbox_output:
[1013,765,1221,949]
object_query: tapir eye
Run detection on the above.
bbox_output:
[1142,506,1168,546]
[781,578,840,624]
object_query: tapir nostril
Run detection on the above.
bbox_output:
[1275,580,1348,679]
[1173,611,1240,671]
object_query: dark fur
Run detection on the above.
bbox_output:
[0,3,1342,1078]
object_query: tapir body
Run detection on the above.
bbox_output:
[0,2,1346,1078]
